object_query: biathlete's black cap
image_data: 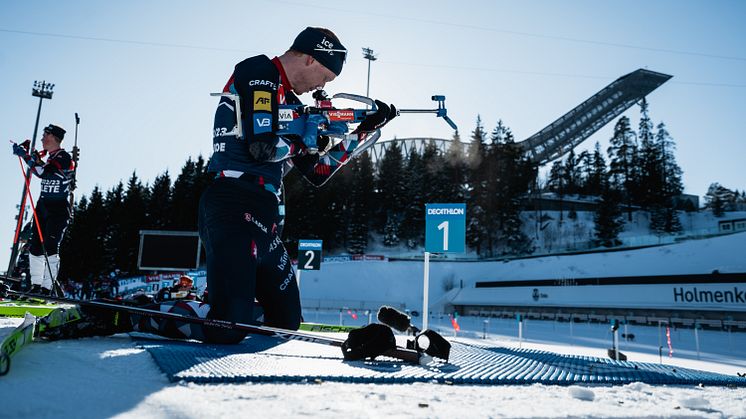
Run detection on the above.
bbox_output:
[43,124,66,141]
[291,27,347,76]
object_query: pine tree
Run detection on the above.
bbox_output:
[103,182,125,274]
[650,201,682,234]
[283,169,318,256]
[649,122,684,233]
[442,130,468,203]
[375,141,407,238]
[712,195,725,217]
[58,195,88,281]
[118,172,149,273]
[465,116,489,255]
[704,182,737,210]
[482,121,507,255]
[636,98,658,208]
[170,157,200,230]
[594,183,624,248]
[547,161,565,193]
[607,116,638,221]
[317,165,351,251]
[422,140,448,204]
[547,160,566,222]
[60,187,109,282]
[383,215,400,247]
[576,149,592,195]
[562,148,580,196]
[490,127,534,256]
[346,153,374,254]
[147,171,172,229]
[704,183,733,217]
[400,148,425,248]
[586,142,606,197]
[655,122,684,198]
[736,190,746,211]
[466,116,487,171]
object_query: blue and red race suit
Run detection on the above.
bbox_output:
[197,55,370,343]
[208,54,369,192]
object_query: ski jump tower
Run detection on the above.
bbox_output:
[372,68,672,166]
[518,68,672,165]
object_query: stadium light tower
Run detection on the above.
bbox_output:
[7,80,55,276]
[362,47,377,98]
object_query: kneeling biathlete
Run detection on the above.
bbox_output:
[33,26,397,344]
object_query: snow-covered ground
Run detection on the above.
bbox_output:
[2,232,745,418]
[1,313,745,419]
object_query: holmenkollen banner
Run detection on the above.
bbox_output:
[459,274,746,311]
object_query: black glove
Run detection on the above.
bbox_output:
[248,141,275,161]
[353,100,397,134]
[12,139,31,157]
[12,143,26,157]
[292,150,320,177]
[29,150,44,167]
[317,135,331,153]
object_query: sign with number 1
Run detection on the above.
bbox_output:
[298,239,322,270]
[425,203,466,253]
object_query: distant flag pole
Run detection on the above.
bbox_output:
[666,326,673,357]
[450,312,460,333]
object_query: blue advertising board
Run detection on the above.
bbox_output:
[425,203,466,253]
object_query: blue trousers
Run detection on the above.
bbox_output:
[197,177,301,343]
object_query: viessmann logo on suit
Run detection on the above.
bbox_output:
[673,286,745,304]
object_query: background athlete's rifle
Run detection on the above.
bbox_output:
[68,113,80,209]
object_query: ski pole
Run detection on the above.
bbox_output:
[16,157,64,297]
[10,191,28,258]
[8,142,29,268]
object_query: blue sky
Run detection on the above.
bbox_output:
[1,0,744,269]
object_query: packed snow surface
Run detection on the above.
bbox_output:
[2,233,745,418]
[1,313,745,418]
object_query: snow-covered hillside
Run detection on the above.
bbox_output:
[523,209,746,254]
[299,231,746,312]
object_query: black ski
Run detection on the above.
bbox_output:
[5,290,425,364]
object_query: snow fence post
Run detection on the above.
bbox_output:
[517,313,523,348]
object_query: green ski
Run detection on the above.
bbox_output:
[0,312,37,376]
[0,300,68,318]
